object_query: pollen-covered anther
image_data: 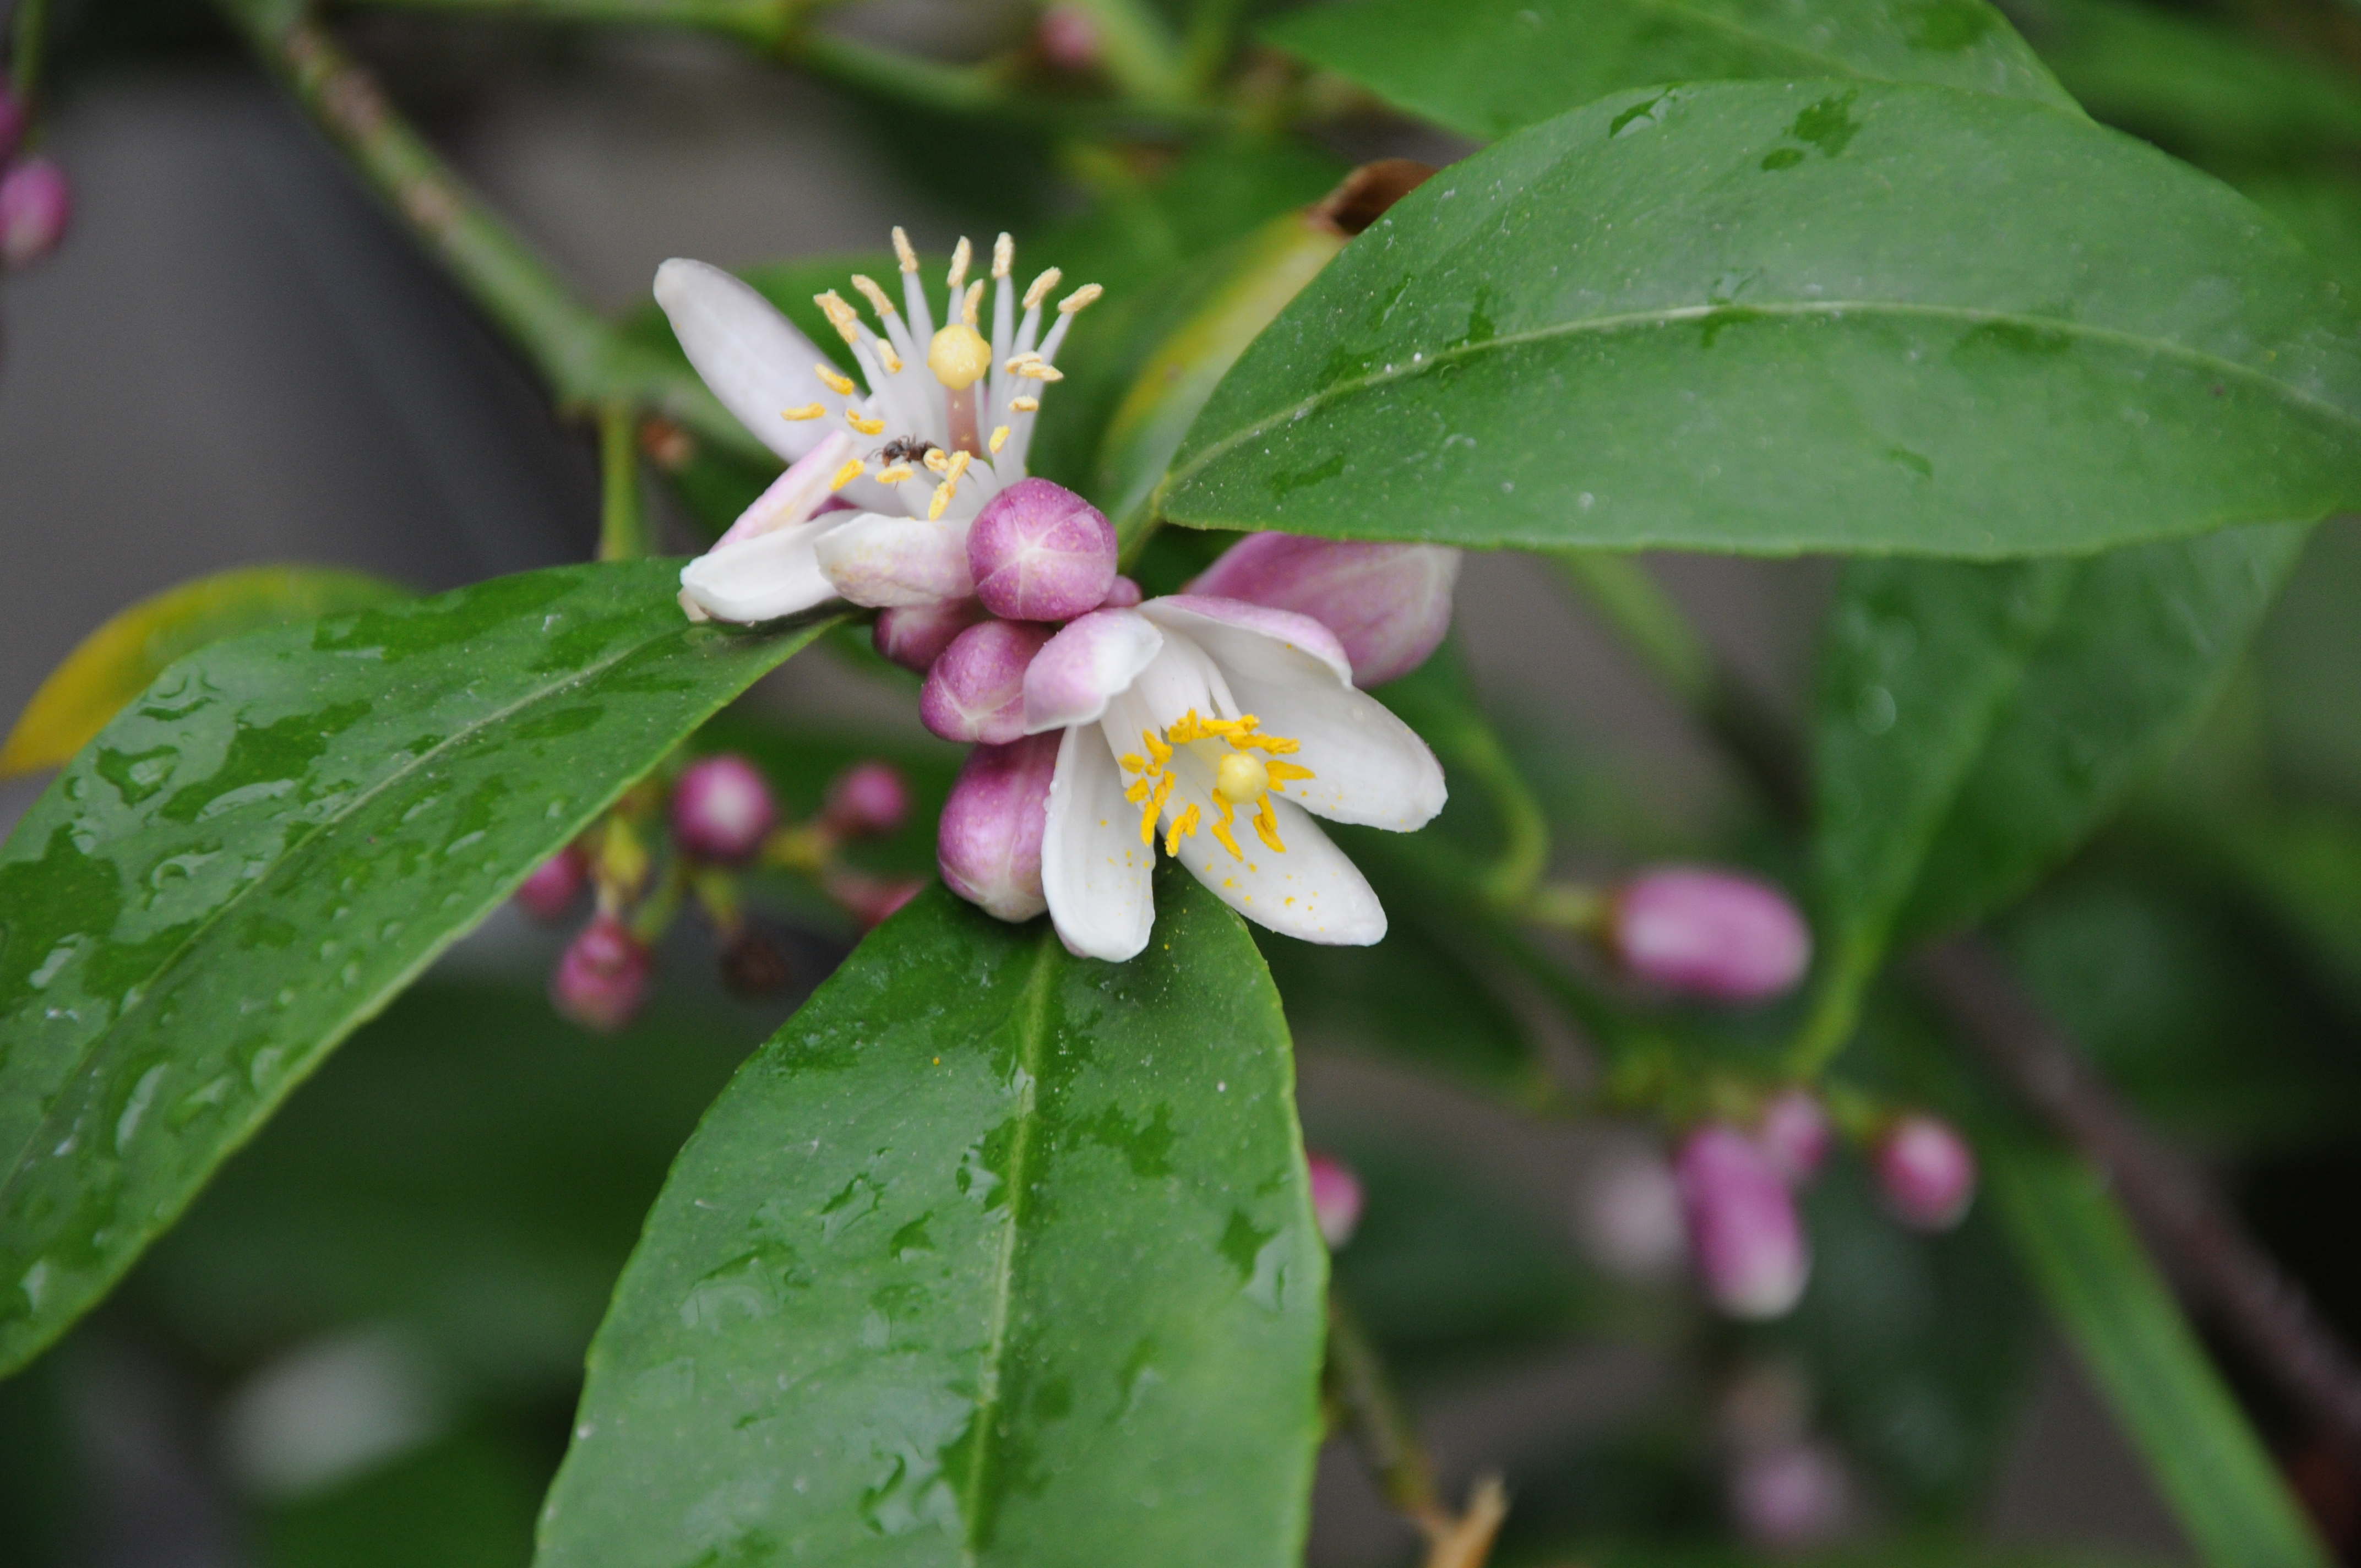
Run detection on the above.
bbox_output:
[815,363,857,396]
[875,464,915,484]
[1022,268,1062,309]
[992,232,1013,279]
[814,290,863,346]
[923,448,953,476]
[961,280,984,327]
[830,457,866,491]
[1058,283,1103,314]
[989,425,1010,454]
[879,343,904,374]
[946,236,973,293]
[1164,803,1201,857]
[781,402,826,422]
[927,450,972,520]
[846,412,886,436]
[892,226,920,273]
[1011,395,1041,413]
[851,274,898,320]
[929,322,992,390]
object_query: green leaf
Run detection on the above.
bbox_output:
[1261,0,2073,141]
[535,878,1325,1568]
[0,562,831,1373]
[1163,82,2361,558]
[2,566,410,778]
[1987,1141,2330,1568]
[1814,524,2306,984]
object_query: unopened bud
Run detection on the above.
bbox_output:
[1611,867,1811,1004]
[1675,1124,1811,1320]
[875,596,985,673]
[1307,1151,1365,1248]
[1730,1442,1850,1548]
[1756,1088,1833,1185]
[0,156,72,270]
[921,619,1052,744]
[938,732,1058,921]
[822,760,910,838]
[1875,1114,1977,1232]
[513,845,586,922]
[670,754,777,865]
[1190,535,1460,686]
[967,478,1118,623]
[1037,2,1101,69]
[551,914,652,1033]
[1099,575,1144,609]
[719,927,793,997]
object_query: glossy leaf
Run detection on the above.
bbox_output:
[1988,1142,2330,1568]
[1163,82,2361,558]
[1,566,410,778]
[535,878,1324,1568]
[0,563,831,1373]
[1261,0,2072,141]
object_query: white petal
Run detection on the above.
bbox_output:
[678,515,846,623]
[1041,725,1155,962]
[1150,739,1387,947]
[811,514,974,607]
[655,258,834,464]
[715,431,856,548]
[1021,609,1163,734]
[1141,596,1445,831]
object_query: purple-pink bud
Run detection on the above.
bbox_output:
[938,732,1058,921]
[1307,1151,1365,1249]
[1729,1442,1849,1548]
[1675,1124,1811,1320]
[1875,1114,1977,1231]
[921,620,1053,744]
[514,845,586,922]
[1611,867,1811,1004]
[822,761,910,839]
[0,156,72,270]
[1756,1088,1834,1185]
[967,478,1118,623]
[1189,534,1459,687]
[551,913,652,1033]
[670,754,776,865]
[0,89,24,165]
[874,596,986,673]
[1098,575,1144,609]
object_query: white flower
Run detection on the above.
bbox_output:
[1020,595,1447,961]
[656,230,1102,624]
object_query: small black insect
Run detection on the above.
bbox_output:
[875,436,941,467]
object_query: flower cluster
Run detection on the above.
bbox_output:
[0,88,69,271]
[517,754,919,1032]
[654,231,1464,960]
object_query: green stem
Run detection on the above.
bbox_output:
[334,0,816,47]
[1783,927,1879,1080]
[1324,1293,1441,1524]
[1180,0,1247,95]
[8,0,49,105]
[599,400,649,562]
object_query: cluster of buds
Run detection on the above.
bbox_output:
[517,754,918,1032]
[1307,1150,1366,1250]
[1676,1088,1978,1321]
[0,88,69,271]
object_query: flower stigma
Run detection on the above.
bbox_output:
[1118,709,1316,862]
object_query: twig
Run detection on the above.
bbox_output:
[598,399,648,561]
[1325,1293,1441,1523]
[1919,934,2361,1465]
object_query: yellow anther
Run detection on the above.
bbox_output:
[946,237,972,293]
[1215,752,1270,804]
[1124,777,1153,805]
[926,450,972,520]
[846,412,886,436]
[923,447,953,475]
[1265,759,1315,785]
[992,232,1013,279]
[1014,360,1065,383]
[1058,282,1103,314]
[875,464,915,484]
[1211,800,1244,860]
[1011,395,1041,413]
[1119,754,1147,775]
[928,322,992,390]
[1164,803,1200,857]
[851,274,899,320]
[830,457,866,491]
[1023,268,1063,309]
[879,342,904,374]
[962,280,984,328]
[1167,711,1203,745]
[815,363,857,396]
[945,449,971,483]
[989,424,1010,454]
[1253,795,1286,853]
[780,402,826,421]
[814,290,863,345]
[1252,735,1302,755]
[1142,728,1171,766]
[893,226,920,273]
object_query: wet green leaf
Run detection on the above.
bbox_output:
[1262,0,2071,141]
[0,563,832,1374]
[535,878,1324,1568]
[1164,83,2361,558]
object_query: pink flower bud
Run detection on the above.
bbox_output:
[1730,1442,1850,1548]
[1307,1151,1365,1249]
[1574,1146,1689,1282]
[513,845,586,922]
[938,732,1058,921]
[1675,1125,1811,1320]
[0,156,72,270]
[1875,1114,1977,1231]
[1098,575,1144,609]
[1188,534,1459,687]
[0,89,24,165]
[874,597,986,673]
[1756,1088,1834,1185]
[1611,867,1812,1004]
[967,478,1118,624]
[921,619,1053,744]
[822,761,910,838]
[670,754,776,865]
[1038,3,1100,69]
[551,914,652,1033]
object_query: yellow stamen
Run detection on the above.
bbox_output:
[928,322,991,390]
[1265,759,1315,792]
[989,424,1010,454]
[875,464,915,484]
[846,412,886,436]
[814,290,862,346]
[1253,794,1286,853]
[1022,268,1063,309]
[892,226,920,274]
[879,343,904,374]
[1124,777,1153,805]
[1136,772,1174,846]
[851,274,898,320]
[780,403,826,422]
[1211,800,1244,861]
[830,458,865,491]
[1011,395,1041,413]
[962,280,984,328]
[1165,803,1200,857]
[815,363,857,396]
[923,448,953,475]
[992,232,1013,280]
[946,237,972,293]
[927,450,971,520]
[1143,728,1172,767]
[1119,753,1148,775]
[1058,283,1103,314]
[1014,360,1065,383]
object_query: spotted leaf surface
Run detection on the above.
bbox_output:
[535,877,1323,1568]
[0,563,832,1371]
[1164,81,2361,558]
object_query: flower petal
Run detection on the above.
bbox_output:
[655,258,836,464]
[1021,609,1163,734]
[1041,724,1155,961]
[1140,597,1445,831]
[1150,739,1387,947]
[678,515,846,623]
[812,513,975,607]
[715,431,856,549]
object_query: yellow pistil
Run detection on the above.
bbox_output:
[928,322,991,390]
[1215,752,1268,804]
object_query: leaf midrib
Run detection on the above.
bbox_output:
[1167,297,2361,497]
